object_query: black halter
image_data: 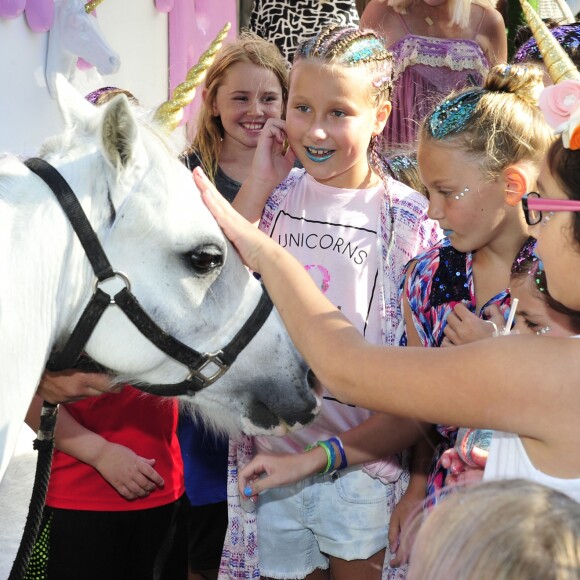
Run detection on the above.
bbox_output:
[24,157,274,396]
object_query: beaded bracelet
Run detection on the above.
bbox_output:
[304,440,336,474]
[328,436,348,471]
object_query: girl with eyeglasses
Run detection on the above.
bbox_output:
[193,66,580,511]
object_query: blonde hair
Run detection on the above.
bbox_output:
[406,479,580,580]
[188,31,288,184]
[421,63,554,180]
[388,0,472,29]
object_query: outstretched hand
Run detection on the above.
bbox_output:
[195,166,276,273]
[238,448,326,502]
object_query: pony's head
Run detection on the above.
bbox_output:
[40,78,320,436]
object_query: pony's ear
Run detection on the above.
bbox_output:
[55,74,97,126]
[99,94,139,169]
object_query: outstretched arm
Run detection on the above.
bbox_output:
[240,412,430,497]
[197,168,580,447]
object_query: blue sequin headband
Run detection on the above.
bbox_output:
[427,89,486,139]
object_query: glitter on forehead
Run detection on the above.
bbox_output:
[427,89,486,140]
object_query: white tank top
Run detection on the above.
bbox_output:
[484,431,580,502]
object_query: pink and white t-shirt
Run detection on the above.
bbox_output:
[257,172,383,453]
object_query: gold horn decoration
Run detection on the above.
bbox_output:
[154,22,231,132]
[519,0,580,83]
[85,0,106,14]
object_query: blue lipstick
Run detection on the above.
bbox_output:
[304,147,334,163]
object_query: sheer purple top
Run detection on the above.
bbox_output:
[385,13,489,148]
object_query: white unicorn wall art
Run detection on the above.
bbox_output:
[0,77,320,486]
[45,0,121,97]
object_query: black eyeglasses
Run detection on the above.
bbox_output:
[522,192,580,226]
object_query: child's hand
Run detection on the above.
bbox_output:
[92,442,165,500]
[250,118,296,191]
[440,448,485,487]
[388,487,424,567]
[238,448,326,501]
[443,303,499,345]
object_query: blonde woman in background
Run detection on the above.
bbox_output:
[361,0,507,147]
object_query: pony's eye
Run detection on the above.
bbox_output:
[185,245,224,274]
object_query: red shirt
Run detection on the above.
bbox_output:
[46,386,184,511]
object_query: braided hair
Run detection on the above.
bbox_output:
[294,25,399,254]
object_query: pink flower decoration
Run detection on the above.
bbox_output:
[539,80,580,129]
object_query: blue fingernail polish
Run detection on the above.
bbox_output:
[244,486,253,496]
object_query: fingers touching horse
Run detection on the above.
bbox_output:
[0,78,320,483]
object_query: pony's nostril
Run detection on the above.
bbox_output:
[307,369,316,390]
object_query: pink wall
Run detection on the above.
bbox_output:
[168,0,237,130]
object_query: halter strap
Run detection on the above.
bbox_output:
[24,157,273,396]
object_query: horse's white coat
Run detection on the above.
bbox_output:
[0,78,319,486]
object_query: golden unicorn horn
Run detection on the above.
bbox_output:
[85,0,106,14]
[519,0,580,83]
[154,22,231,132]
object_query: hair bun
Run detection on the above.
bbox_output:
[484,63,545,106]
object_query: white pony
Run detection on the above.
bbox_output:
[0,78,320,487]
[45,0,121,97]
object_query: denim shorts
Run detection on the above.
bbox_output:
[256,467,397,579]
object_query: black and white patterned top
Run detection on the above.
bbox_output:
[249,0,360,64]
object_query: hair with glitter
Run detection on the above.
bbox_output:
[387,0,472,29]
[293,24,394,109]
[85,87,138,106]
[421,63,554,180]
[382,150,426,196]
[510,237,547,293]
[187,30,289,184]
[512,22,580,69]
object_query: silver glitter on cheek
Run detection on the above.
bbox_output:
[454,187,470,200]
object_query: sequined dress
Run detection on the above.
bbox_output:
[401,239,511,499]
[385,13,489,148]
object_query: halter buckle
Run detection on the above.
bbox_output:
[93,271,131,304]
[187,351,228,387]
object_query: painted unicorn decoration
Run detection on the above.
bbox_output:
[45,0,121,97]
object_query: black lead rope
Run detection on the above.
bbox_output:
[8,403,58,580]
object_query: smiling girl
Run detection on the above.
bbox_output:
[183,31,288,203]
[223,24,441,580]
